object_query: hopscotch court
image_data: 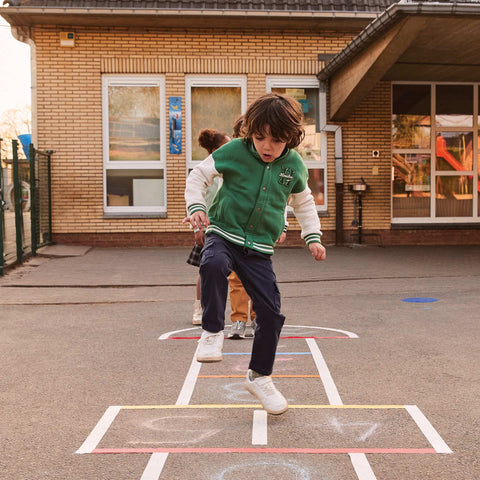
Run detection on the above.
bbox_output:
[76,325,452,479]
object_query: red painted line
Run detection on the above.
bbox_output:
[280,336,350,339]
[92,447,437,455]
[169,336,350,340]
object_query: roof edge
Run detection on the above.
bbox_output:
[318,1,480,81]
[0,6,381,18]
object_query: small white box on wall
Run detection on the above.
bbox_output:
[59,32,75,47]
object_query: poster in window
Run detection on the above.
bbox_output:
[169,97,182,154]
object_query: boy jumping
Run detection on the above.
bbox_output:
[185,93,326,414]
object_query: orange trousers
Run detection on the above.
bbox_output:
[228,271,256,324]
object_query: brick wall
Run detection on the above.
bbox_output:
[33,26,353,245]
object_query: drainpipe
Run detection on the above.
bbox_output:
[319,81,344,245]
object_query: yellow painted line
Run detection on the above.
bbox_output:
[121,404,406,410]
[197,374,320,378]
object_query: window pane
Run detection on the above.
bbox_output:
[436,176,473,217]
[393,84,430,115]
[108,86,160,161]
[392,85,431,150]
[308,168,324,206]
[191,87,241,161]
[272,87,320,161]
[392,153,431,217]
[436,85,473,127]
[393,115,431,149]
[436,132,473,171]
[106,169,164,207]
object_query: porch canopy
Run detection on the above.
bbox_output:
[318,0,480,121]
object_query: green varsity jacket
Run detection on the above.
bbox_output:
[185,138,322,255]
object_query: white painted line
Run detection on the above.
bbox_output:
[140,453,169,480]
[159,327,199,340]
[290,325,359,338]
[158,325,359,340]
[252,410,268,445]
[349,453,377,480]
[306,338,343,406]
[176,352,202,406]
[405,405,452,454]
[75,406,122,454]
[139,345,203,478]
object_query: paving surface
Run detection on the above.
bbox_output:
[1,244,479,479]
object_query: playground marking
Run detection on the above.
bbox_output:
[175,354,201,406]
[140,452,168,480]
[198,374,320,378]
[252,410,268,445]
[307,338,342,406]
[348,452,378,480]
[158,325,359,340]
[405,405,452,454]
[402,297,438,303]
[224,351,311,355]
[76,406,122,454]
[92,447,437,455]
[78,327,452,480]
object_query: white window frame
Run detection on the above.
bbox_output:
[185,75,247,169]
[267,76,327,212]
[392,81,479,224]
[102,74,167,215]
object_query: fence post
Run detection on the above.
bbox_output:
[12,140,24,265]
[46,150,54,243]
[0,137,4,276]
[29,143,38,256]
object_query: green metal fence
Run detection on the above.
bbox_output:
[0,138,53,275]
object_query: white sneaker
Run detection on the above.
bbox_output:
[228,320,246,339]
[192,300,202,325]
[196,330,224,362]
[245,369,288,415]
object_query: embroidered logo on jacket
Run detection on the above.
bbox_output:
[278,167,295,187]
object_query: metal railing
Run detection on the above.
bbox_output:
[0,139,53,275]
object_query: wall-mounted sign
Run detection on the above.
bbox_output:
[169,97,182,154]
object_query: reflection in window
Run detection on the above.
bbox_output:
[191,87,241,161]
[392,84,431,150]
[436,85,473,127]
[436,176,473,217]
[436,132,473,171]
[392,153,430,217]
[106,169,165,207]
[108,86,160,161]
[272,87,320,161]
[308,168,324,206]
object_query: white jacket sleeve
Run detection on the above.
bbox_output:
[289,186,322,245]
[184,155,221,215]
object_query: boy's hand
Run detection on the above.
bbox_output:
[189,211,210,233]
[309,242,326,261]
[276,232,287,244]
[183,215,207,246]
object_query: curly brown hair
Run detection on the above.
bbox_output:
[242,93,305,149]
[197,129,230,154]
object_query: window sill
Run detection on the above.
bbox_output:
[392,222,480,230]
[103,213,167,219]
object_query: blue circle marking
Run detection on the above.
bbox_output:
[402,297,438,303]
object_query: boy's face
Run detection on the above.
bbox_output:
[252,127,287,163]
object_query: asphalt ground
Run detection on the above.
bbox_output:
[0,244,479,480]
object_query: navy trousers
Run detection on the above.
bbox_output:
[199,233,285,376]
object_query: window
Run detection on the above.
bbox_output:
[185,76,247,169]
[102,75,166,214]
[267,76,326,211]
[392,83,479,223]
